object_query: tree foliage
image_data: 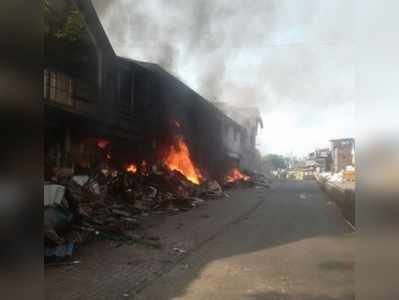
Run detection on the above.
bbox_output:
[44,0,84,43]
[262,154,287,170]
[54,9,84,42]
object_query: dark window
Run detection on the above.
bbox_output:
[44,69,72,106]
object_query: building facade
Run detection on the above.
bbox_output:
[213,103,263,172]
[330,138,355,173]
[44,0,245,179]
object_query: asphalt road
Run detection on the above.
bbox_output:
[136,180,354,300]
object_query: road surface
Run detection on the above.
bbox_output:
[136,180,354,300]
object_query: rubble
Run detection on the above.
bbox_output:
[44,184,65,206]
[224,169,271,189]
[44,152,271,263]
[43,162,230,263]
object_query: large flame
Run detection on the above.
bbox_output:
[164,137,202,184]
[226,168,250,183]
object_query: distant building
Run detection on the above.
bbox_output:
[213,103,264,172]
[287,159,315,180]
[330,138,355,173]
[308,148,332,173]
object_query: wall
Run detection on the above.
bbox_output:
[332,142,354,172]
[317,176,355,226]
[118,60,242,179]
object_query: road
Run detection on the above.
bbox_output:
[135,180,354,300]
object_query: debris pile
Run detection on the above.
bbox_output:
[223,169,270,189]
[44,163,226,263]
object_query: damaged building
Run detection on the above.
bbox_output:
[43,0,271,263]
[44,0,248,181]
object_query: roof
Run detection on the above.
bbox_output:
[119,57,244,131]
[72,1,244,132]
[72,0,115,56]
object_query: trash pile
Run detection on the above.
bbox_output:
[319,166,355,184]
[319,171,343,183]
[44,163,226,263]
[223,169,271,189]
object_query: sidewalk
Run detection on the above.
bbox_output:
[315,175,355,227]
[45,186,271,300]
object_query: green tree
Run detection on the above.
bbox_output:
[44,0,84,43]
[262,154,287,170]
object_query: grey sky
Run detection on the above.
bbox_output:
[93,0,355,156]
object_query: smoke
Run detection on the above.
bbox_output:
[92,0,355,155]
[92,0,280,100]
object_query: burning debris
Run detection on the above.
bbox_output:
[45,154,214,262]
[224,168,271,189]
[226,168,250,183]
[44,134,269,263]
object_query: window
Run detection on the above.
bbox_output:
[44,70,73,106]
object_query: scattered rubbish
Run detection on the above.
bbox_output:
[44,184,65,206]
[43,159,265,260]
[45,242,75,259]
[72,175,89,187]
[223,169,270,189]
[173,247,186,254]
[45,260,81,267]
[44,206,74,245]
[202,180,224,198]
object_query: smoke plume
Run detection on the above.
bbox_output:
[92,0,355,155]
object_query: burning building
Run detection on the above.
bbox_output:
[44,0,247,182]
[43,1,273,263]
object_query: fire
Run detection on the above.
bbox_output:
[126,163,137,174]
[226,168,250,183]
[164,137,202,184]
[96,139,110,149]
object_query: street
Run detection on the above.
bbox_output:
[136,180,354,300]
[45,180,354,300]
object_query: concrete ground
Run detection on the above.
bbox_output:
[45,180,354,300]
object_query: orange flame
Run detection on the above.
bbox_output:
[164,137,202,184]
[126,163,137,174]
[226,168,250,183]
